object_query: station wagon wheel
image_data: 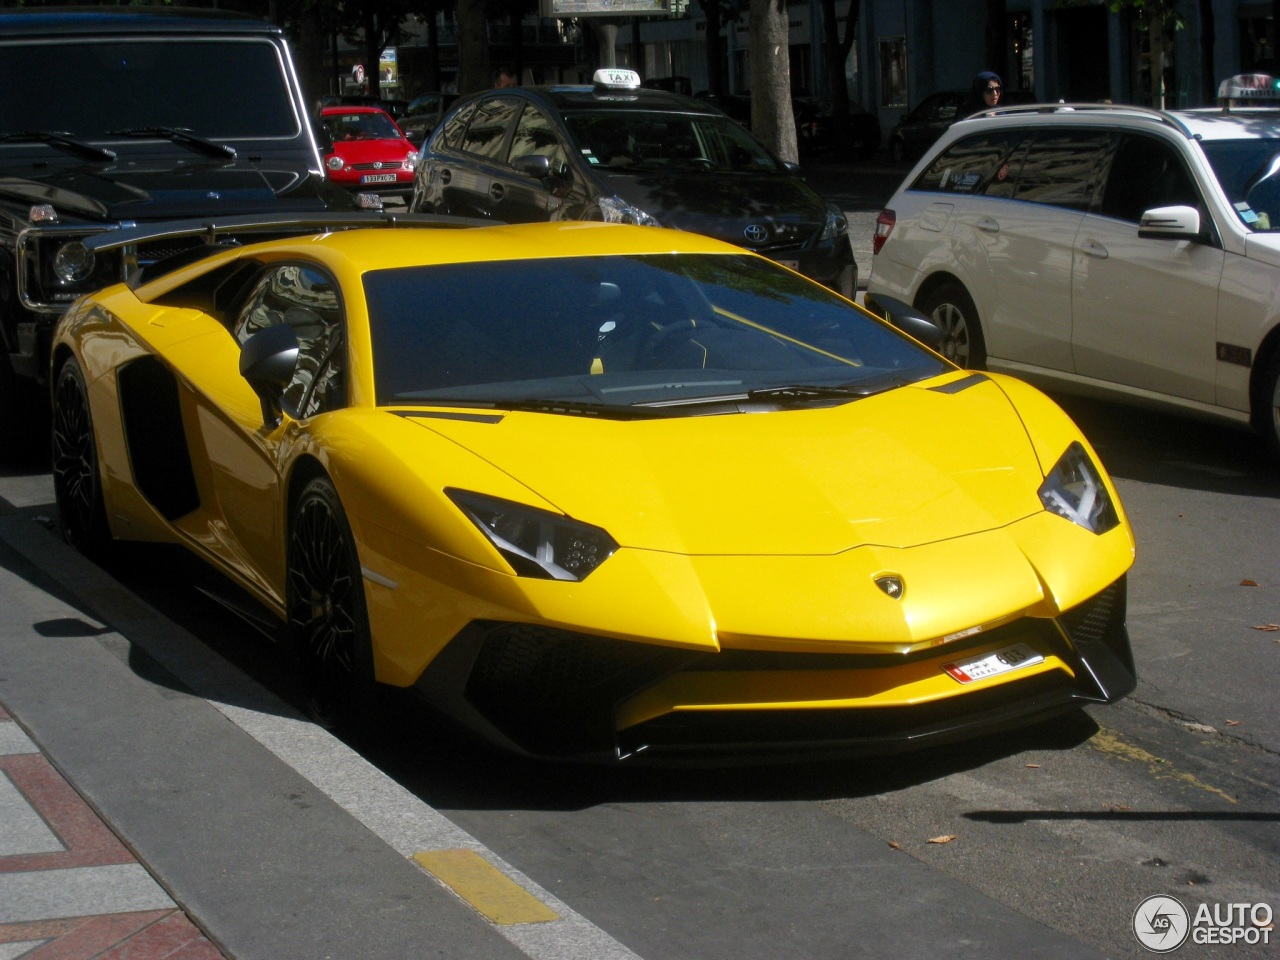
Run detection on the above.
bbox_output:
[51,358,111,555]
[917,281,987,369]
[288,476,376,733]
[1262,353,1280,462]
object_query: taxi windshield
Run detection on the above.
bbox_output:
[1200,137,1280,231]
[562,110,782,174]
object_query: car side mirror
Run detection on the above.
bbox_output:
[513,154,552,179]
[239,323,299,427]
[864,294,945,351]
[1138,205,1202,241]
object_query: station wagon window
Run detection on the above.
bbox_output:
[1099,134,1201,224]
[461,98,519,160]
[234,264,345,419]
[508,105,569,176]
[436,102,476,151]
[1011,129,1112,210]
[910,131,1026,194]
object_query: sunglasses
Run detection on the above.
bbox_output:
[986,85,1002,92]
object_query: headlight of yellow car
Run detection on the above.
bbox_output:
[1038,441,1119,534]
[447,489,618,580]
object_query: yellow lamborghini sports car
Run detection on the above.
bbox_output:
[51,216,1136,762]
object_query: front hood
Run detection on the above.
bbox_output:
[0,161,332,221]
[405,374,1047,555]
[600,170,828,247]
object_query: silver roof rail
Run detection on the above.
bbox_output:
[970,102,1193,138]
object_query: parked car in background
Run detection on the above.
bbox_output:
[53,214,1136,760]
[794,97,882,159]
[411,69,857,298]
[398,92,459,145]
[866,84,1280,459]
[317,93,407,120]
[888,88,1035,163]
[318,105,417,198]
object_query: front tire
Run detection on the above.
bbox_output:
[52,358,111,554]
[1260,351,1280,462]
[287,477,377,733]
[917,281,987,369]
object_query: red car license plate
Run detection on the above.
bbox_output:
[361,173,398,184]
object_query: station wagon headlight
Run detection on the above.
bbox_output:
[1038,442,1119,534]
[448,489,618,580]
[598,195,660,227]
[326,155,345,171]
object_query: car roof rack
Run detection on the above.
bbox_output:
[972,101,1193,138]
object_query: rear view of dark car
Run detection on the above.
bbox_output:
[0,8,356,458]
[409,70,857,299]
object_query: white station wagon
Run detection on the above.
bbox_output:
[866,78,1280,458]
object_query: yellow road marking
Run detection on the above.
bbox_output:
[1090,727,1237,804]
[413,849,560,925]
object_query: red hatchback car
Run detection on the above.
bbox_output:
[319,105,417,197]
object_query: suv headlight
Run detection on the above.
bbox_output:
[1038,442,1119,534]
[53,241,96,283]
[448,489,618,580]
[598,195,661,226]
[820,202,848,241]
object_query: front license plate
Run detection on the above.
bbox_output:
[361,173,398,183]
[943,643,1044,684]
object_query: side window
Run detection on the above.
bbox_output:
[911,131,1026,195]
[1099,134,1202,224]
[234,264,345,419]
[436,101,476,151]
[1012,129,1114,211]
[460,98,519,160]
[508,105,569,176]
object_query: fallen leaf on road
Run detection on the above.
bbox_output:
[1103,803,1132,812]
[1240,579,1259,586]
[1226,720,1240,726]
[888,841,902,851]
[1025,763,1041,768]
[927,834,957,844]
[1251,624,1280,631]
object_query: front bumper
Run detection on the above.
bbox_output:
[414,576,1135,764]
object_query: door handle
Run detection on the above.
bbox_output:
[976,216,999,233]
[1080,240,1109,259]
[439,169,451,185]
[489,183,505,200]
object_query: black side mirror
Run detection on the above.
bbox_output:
[240,324,299,427]
[512,154,552,179]
[865,294,945,351]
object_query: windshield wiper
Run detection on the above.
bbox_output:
[746,382,897,404]
[0,131,116,161]
[108,127,237,159]
[393,394,650,419]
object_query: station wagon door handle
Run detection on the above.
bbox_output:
[489,183,505,200]
[1080,240,1109,260]
[975,215,999,233]
[439,168,451,185]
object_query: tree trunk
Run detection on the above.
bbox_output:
[702,0,725,95]
[749,0,797,162]
[820,0,858,154]
[1148,7,1166,108]
[456,0,491,94]
[1198,0,1215,105]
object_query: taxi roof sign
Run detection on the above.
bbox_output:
[593,68,642,91]
[1218,73,1280,106]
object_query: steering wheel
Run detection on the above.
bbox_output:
[640,318,699,367]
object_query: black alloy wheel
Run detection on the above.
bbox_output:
[918,281,987,369]
[1261,351,1280,463]
[51,359,110,554]
[287,476,376,733]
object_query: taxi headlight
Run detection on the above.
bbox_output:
[598,195,661,227]
[1038,442,1119,534]
[820,203,849,241]
[448,489,618,580]
[53,241,96,283]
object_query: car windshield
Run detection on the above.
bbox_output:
[1200,137,1280,231]
[0,38,299,140]
[366,253,944,413]
[561,110,783,173]
[324,111,402,142]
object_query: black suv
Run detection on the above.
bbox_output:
[0,8,356,457]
